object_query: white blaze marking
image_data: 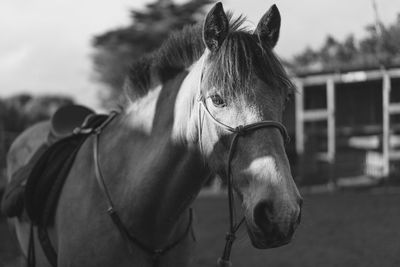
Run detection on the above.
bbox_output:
[243,156,281,184]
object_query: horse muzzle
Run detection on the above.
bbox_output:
[246,199,302,249]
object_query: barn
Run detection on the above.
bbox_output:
[285,65,400,186]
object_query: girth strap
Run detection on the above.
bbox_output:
[28,112,119,267]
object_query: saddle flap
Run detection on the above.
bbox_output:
[2,110,110,224]
[26,114,110,225]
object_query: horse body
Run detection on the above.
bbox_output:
[54,72,206,266]
[6,3,302,266]
[8,72,205,266]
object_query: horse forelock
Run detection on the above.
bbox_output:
[203,31,294,100]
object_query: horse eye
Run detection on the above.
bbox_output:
[210,94,226,107]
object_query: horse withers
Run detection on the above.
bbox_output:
[5,2,302,266]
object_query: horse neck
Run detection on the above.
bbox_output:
[97,68,208,246]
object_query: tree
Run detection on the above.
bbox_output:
[291,13,400,74]
[92,0,213,108]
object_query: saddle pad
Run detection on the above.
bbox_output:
[25,115,108,226]
[1,144,49,217]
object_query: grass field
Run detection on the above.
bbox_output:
[1,190,400,267]
[193,190,400,267]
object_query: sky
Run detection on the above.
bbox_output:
[0,0,399,109]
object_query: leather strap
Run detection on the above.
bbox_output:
[37,226,57,266]
[197,94,290,267]
[30,112,119,267]
[92,114,194,266]
[198,96,289,142]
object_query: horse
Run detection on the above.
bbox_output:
[5,2,302,266]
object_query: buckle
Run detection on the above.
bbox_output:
[225,232,236,243]
[234,125,245,136]
[73,127,93,135]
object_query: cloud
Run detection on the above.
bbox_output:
[0,46,31,71]
[0,0,138,109]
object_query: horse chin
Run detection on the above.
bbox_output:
[245,223,293,249]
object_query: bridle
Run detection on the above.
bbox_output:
[92,53,289,267]
[196,56,289,267]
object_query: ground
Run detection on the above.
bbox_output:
[193,189,400,267]
[1,189,400,267]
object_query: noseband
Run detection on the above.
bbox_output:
[197,60,289,267]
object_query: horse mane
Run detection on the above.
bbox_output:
[123,22,204,102]
[124,12,293,103]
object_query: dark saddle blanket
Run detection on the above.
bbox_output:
[1,105,108,226]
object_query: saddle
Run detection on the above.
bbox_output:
[1,105,108,223]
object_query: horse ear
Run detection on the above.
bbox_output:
[203,2,229,52]
[254,4,281,48]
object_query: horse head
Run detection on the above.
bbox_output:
[195,3,302,249]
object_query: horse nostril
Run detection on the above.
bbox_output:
[298,197,303,208]
[295,198,303,225]
[296,209,302,225]
[253,200,274,231]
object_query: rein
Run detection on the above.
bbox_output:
[196,56,289,267]
[92,112,193,267]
